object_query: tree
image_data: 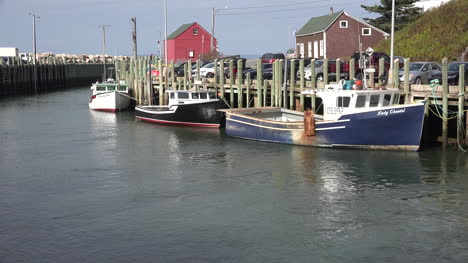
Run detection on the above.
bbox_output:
[361,0,423,33]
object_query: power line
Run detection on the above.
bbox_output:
[218,4,331,16]
[217,0,330,12]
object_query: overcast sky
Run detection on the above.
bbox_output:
[0,0,381,56]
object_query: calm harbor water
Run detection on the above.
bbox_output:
[1,87,468,263]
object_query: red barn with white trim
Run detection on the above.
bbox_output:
[166,22,217,62]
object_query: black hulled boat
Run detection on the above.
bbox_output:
[135,90,227,128]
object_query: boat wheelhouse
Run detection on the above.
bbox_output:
[89,80,131,112]
[221,86,425,151]
[135,90,227,128]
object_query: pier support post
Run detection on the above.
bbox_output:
[442,58,448,148]
[299,59,305,111]
[237,59,243,108]
[196,59,200,81]
[183,63,188,90]
[246,74,251,108]
[229,60,234,107]
[349,58,355,80]
[219,59,225,98]
[171,60,175,88]
[278,59,283,107]
[256,58,263,107]
[290,59,295,110]
[379,58,385,86]
[458,64,466,148]
[213,59,218,93]
[187,60,192,89]
[336,58,340,83]
[404,58,410,103]
[393,59,400,90]
[159,59,164,106]
[263,79,268,107]
[271,61,276,106]
[323,59,328,85]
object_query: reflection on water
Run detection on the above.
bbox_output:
[1,88,468,262]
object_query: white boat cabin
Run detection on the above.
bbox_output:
[91,80,128,95]
[167,90,218,107]
[315,88,403,121]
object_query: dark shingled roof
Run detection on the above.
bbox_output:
[167,23,195,40]
[296,11,344,36]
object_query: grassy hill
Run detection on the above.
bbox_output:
[374,0,468,61]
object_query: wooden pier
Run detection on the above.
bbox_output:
[118,56,467,149]
[0,57,104,96]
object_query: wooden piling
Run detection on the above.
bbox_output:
[159,59,164,105]
[271,61,276,106]
[196,59,200,81]
[263,79,268,107]
[349,58,355,80]
[183,63,188,90]
[278,60,283,107]
[237,59,243,108]
[322,59,329,85]
[229,60,234,106]
[458,64,465,148]
[336,58,340,83]
[219,59,225,98]
[299,59,305,111]
[393,59,400,90]
[256,59,263,107]
[171,60,175,87]
[246,74,251,108]
[187,60,192,89]
[404,58,410,103]
[213,59,218,93]
[442,58,448,148]
[290,59,295,110]
[379,58,385,86]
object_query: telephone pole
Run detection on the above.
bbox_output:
[211,8,215,53]
[98,24,110,82]
[28,12,39,94]
[131,17,137,61]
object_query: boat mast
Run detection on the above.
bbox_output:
[163,0,168,63]
[98,24,110,82]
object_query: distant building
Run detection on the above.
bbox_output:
[295,9,389,59]
[166,22,217,62]
[415,0,451,11]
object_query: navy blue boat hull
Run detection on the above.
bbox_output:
[223,104,426,151]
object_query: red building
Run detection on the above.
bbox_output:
[166,22,217,62]
[295,10,388,59]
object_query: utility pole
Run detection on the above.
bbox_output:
[28,12,39,94]
[388,0,395,85]
[98,24,110,82]
[211,8,215,53]
[163,0,168,63]
[131,17,137,61]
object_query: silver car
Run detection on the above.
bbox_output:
[399,62,441,85]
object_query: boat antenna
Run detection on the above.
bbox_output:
[98,24,110,82]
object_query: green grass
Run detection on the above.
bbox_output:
[374,0,468,61]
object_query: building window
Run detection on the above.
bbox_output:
[307,42,312,58]
[193,28,198,35]
[362,28,371,36]
[339,20,348,28]
[189,50,194,58]
[299,43,305,58]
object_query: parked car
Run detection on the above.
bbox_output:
[177,61,210,77]
[398,62,441,85]
[243,63,273,79]
[261,53,285,63]
[296,59,349,82]
[429,62,468,85]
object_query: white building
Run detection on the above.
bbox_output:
[415,0,451,11]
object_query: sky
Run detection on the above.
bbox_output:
[0,0,381,57]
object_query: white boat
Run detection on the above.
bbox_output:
[89,79,131,112]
